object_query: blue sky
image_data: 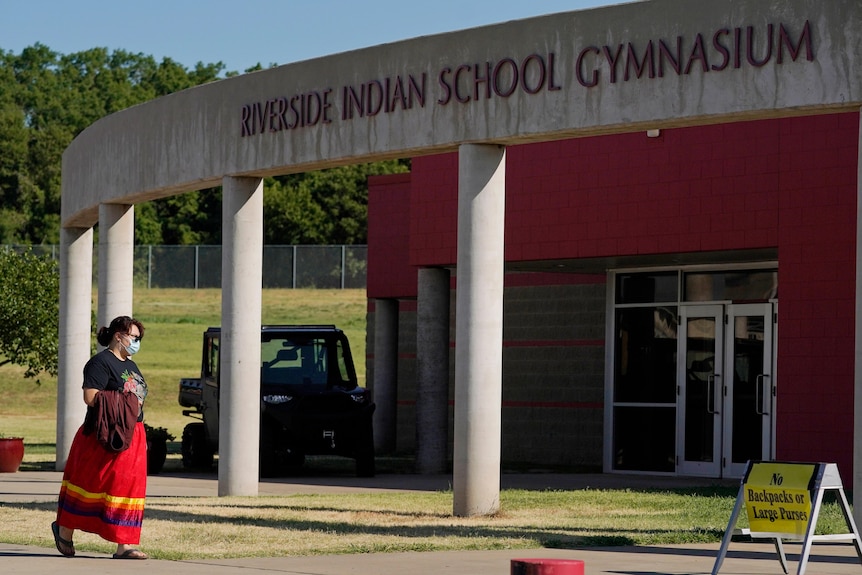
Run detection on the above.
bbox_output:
[0,0,627,73]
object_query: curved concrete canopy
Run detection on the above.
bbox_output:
[61,0,861,227]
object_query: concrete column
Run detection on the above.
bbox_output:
[854,109,862,529]
[453,143,506,517]
[56,226,94,470]
[219,176,263,496]
[97,204,135,326]
[416,267,451,474]
[373,298,398,453]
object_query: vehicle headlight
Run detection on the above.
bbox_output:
[263,395,293,404]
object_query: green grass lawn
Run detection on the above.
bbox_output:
[0,288,368,447]
[0,482,853,560]
[1,487,748,559]
[0,287,853,558]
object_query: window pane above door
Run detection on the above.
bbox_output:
[616,272,679,304]
[684,270,777,302]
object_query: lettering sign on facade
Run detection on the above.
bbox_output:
[240,19,814,137]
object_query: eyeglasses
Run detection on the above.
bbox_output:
[126,333,142,343]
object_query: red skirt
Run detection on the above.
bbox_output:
[56,421,147,544]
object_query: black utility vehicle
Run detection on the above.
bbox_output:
[179,325,375,477]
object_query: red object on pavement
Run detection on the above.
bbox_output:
[511,558,585,575]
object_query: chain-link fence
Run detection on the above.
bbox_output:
[5,245,367,289]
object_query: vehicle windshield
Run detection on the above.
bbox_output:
[260,336,353,388]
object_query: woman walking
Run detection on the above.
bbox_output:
[52,315,149,559]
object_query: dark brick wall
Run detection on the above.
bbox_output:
[370,277,607,470]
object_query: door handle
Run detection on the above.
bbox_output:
[707,374,720,414]
[755,374,769,415]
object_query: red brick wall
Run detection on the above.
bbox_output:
[367,173,414,298]
[506,121,781,260]
[409,152,459,268]
[368,112,860,475]
[774,113,858,475]
[406,119,795,263]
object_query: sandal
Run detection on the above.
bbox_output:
[51,521,75,557]
[113,548,148,560]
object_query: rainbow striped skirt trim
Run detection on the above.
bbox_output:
[56,422,147,544]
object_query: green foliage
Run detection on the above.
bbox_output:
[0,44,226,245]
[0,43,410,247]
[142,189,222,245]
[264,160,410,245]
[0,248,59,378]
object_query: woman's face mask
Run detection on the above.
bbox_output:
[124,334,141,356]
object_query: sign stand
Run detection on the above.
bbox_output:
[712,461,862,575]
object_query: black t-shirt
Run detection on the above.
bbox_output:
[83,349,148,422]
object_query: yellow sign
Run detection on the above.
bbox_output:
[744,462,815,538]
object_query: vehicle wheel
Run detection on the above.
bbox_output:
[282,448,305,468]
[181,422,214,470]
[356,451,375,477]
[259,444,280,478]
[355,422,375,477]
[260,442,305,477]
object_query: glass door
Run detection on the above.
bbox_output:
[722,303,774,477]
[611,269,778,477]
[677,305,724,476]
[676,303,775,478]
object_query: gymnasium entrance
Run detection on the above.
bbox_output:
[610,268,777,478]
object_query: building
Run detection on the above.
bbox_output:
[58,0,861,515]
[367,112,857,479]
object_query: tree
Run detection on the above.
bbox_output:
[0,43,409,246]
[264,160,410,245]
[0,44,229,245]
[0,249,59,378]
[0,103,29,243]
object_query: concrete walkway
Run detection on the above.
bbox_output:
[2,470,862,574]
[5,540,862,575]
